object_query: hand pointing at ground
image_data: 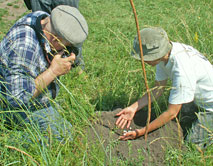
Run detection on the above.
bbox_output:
[115,107,136,129]
[119,130,137,140]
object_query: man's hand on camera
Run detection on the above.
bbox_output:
[49,51,76,77]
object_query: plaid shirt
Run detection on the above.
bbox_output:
[0,11,59,110]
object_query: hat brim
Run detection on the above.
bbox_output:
[131,42,172,61]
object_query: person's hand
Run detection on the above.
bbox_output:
[49,51,75,77]
[119,130,139,141]
[115,107,136,129]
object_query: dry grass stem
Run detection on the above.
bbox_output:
[149,136,178,145]
[127,69,141,73]
[175,117,183,149]
[198,124,212,134]
[195,145,206,166]
[5,145,40,166]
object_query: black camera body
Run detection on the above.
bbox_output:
[62,46,81,68]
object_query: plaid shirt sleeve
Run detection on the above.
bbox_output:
[3,26,42,109]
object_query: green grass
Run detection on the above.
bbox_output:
[13,5,20,9]
[0,9,11,40]
[0,0,213,165]
[7,3,13,6]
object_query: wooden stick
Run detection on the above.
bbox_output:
[129,0,152,141]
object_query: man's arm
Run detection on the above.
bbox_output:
[33,53,75,98]
[116,79,167,129]
[119,103,182,140]
[130,80,167,112]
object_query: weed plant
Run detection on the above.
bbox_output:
[0,0,212,165]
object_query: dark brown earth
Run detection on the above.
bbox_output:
[87,109,184,165]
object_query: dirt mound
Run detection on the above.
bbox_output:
[87,109,184,165]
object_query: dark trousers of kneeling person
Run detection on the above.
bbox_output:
[2,104,73,143]
[178,102,213,148]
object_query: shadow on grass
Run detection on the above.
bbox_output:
[90,90,140,112]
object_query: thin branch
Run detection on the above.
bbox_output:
[129,0,152,141]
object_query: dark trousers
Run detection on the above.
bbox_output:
[24,0,79,14]
[178,102,199,138]
[178,102,213,148]
[3,106,72,142]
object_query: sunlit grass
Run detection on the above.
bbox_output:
[0,0,212,165]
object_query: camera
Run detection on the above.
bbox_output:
[62,46,81,68]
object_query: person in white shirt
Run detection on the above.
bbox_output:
[115,27,213,148]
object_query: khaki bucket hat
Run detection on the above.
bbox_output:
[131,27,172,61]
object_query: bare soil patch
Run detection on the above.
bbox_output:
[87,108,184,165]
[0,0,28,20]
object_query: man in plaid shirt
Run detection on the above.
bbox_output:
[0,5,88,141]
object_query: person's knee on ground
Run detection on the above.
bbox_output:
[24,106,73,142]
[177,102,199,138]
[186,111,213,149]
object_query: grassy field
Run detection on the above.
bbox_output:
[0,0,213,165]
